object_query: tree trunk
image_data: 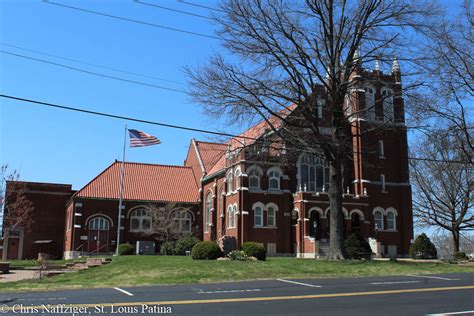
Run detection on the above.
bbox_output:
[452,229,460,255]
[327,154,348,260]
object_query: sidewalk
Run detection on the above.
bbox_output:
[0,270,37,282]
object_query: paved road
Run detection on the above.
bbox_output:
[0,273,473,315]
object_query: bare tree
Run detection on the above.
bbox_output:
[410,132,473,255]
[186,0,438,259]
[410,1,473,163]
[141,203,197,244]
[1,165,34,234]
[431,233,474,259]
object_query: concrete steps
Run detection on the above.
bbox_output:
[318,242,330,258]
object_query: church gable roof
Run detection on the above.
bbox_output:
[75,161,199,203]
[206,104,297,177]
[194,141,228,174]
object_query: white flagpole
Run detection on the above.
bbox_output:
[115,124,127,255]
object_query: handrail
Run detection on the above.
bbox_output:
[88,243,110,255]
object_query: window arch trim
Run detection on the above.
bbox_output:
[126,205,151,218]
[324,207,349,219]
[308,207,324,218]
[349,209,365,221]
[85,214,114,228]
[86,215,113,230]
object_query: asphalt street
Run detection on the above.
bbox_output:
[0,273,473,315]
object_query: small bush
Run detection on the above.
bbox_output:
[160,241,176,255]
[409,233,437,259]
[454,252,468,260]
[117,243,134,256]
[228,250,248,261]
[192,241,222,260]
[241,242,266,261]
[174,236,200,256]
[344,232,372,259]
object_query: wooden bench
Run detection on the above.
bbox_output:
[0,262,10,274]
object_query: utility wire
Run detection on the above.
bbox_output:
[0,50,187,94]
[177,0,225,13]
[0,94,246,139]
[0,42,184,86]
[134,0,213,21]
[42,0,220,40]
[1,94,471,165]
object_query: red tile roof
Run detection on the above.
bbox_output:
[75,161,199,203]
[194,141,228,173]
[206,104,297,176]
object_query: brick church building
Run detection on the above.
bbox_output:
[1,60,413,260]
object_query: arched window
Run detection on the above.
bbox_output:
[227,170,233,193]
[298,154,329,192]
[218,186,224,217]
[351,212,361,232]
[365,85,375,120]
[381,87,394,122]
[386,208,397,230]
[373,209,384,231]
[129,208,152,232]
[205,193,213,232]
[89,217,110,230]
[266,203,278,227]
[248,165,263,190]
[227,205,236,228]
[309,208,322,238]
[174,210,193,233]
[267,167,282,190]
[252,202,264,227]
[234,167,242,189]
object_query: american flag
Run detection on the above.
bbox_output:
[128,129,161,147]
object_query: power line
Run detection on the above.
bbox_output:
[177,0,225,13]
[0,42,184,86]
[134,0,213,21]
[1,94,471,165]
[42,0,220,40]
[0,94,246,139]
[0,50,187,94]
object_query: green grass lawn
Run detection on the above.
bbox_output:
[1,256,473,292]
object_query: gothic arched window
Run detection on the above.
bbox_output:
[205,193,213,232]
[248,165,263,190]
[365,85,375,120]
[227,170,233,193]
[267,167,283,190]
[381,87,394,122]
[298,154,329,192]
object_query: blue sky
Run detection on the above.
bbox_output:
[1,0,230,189]
[0,0,463,191]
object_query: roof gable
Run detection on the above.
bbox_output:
[194,141,227,174]
[206,104,297,176]
[75,161,198,203]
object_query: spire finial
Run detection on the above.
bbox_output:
[374,58,381,71]
[353,50,360,65]
[392,57,400,73]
